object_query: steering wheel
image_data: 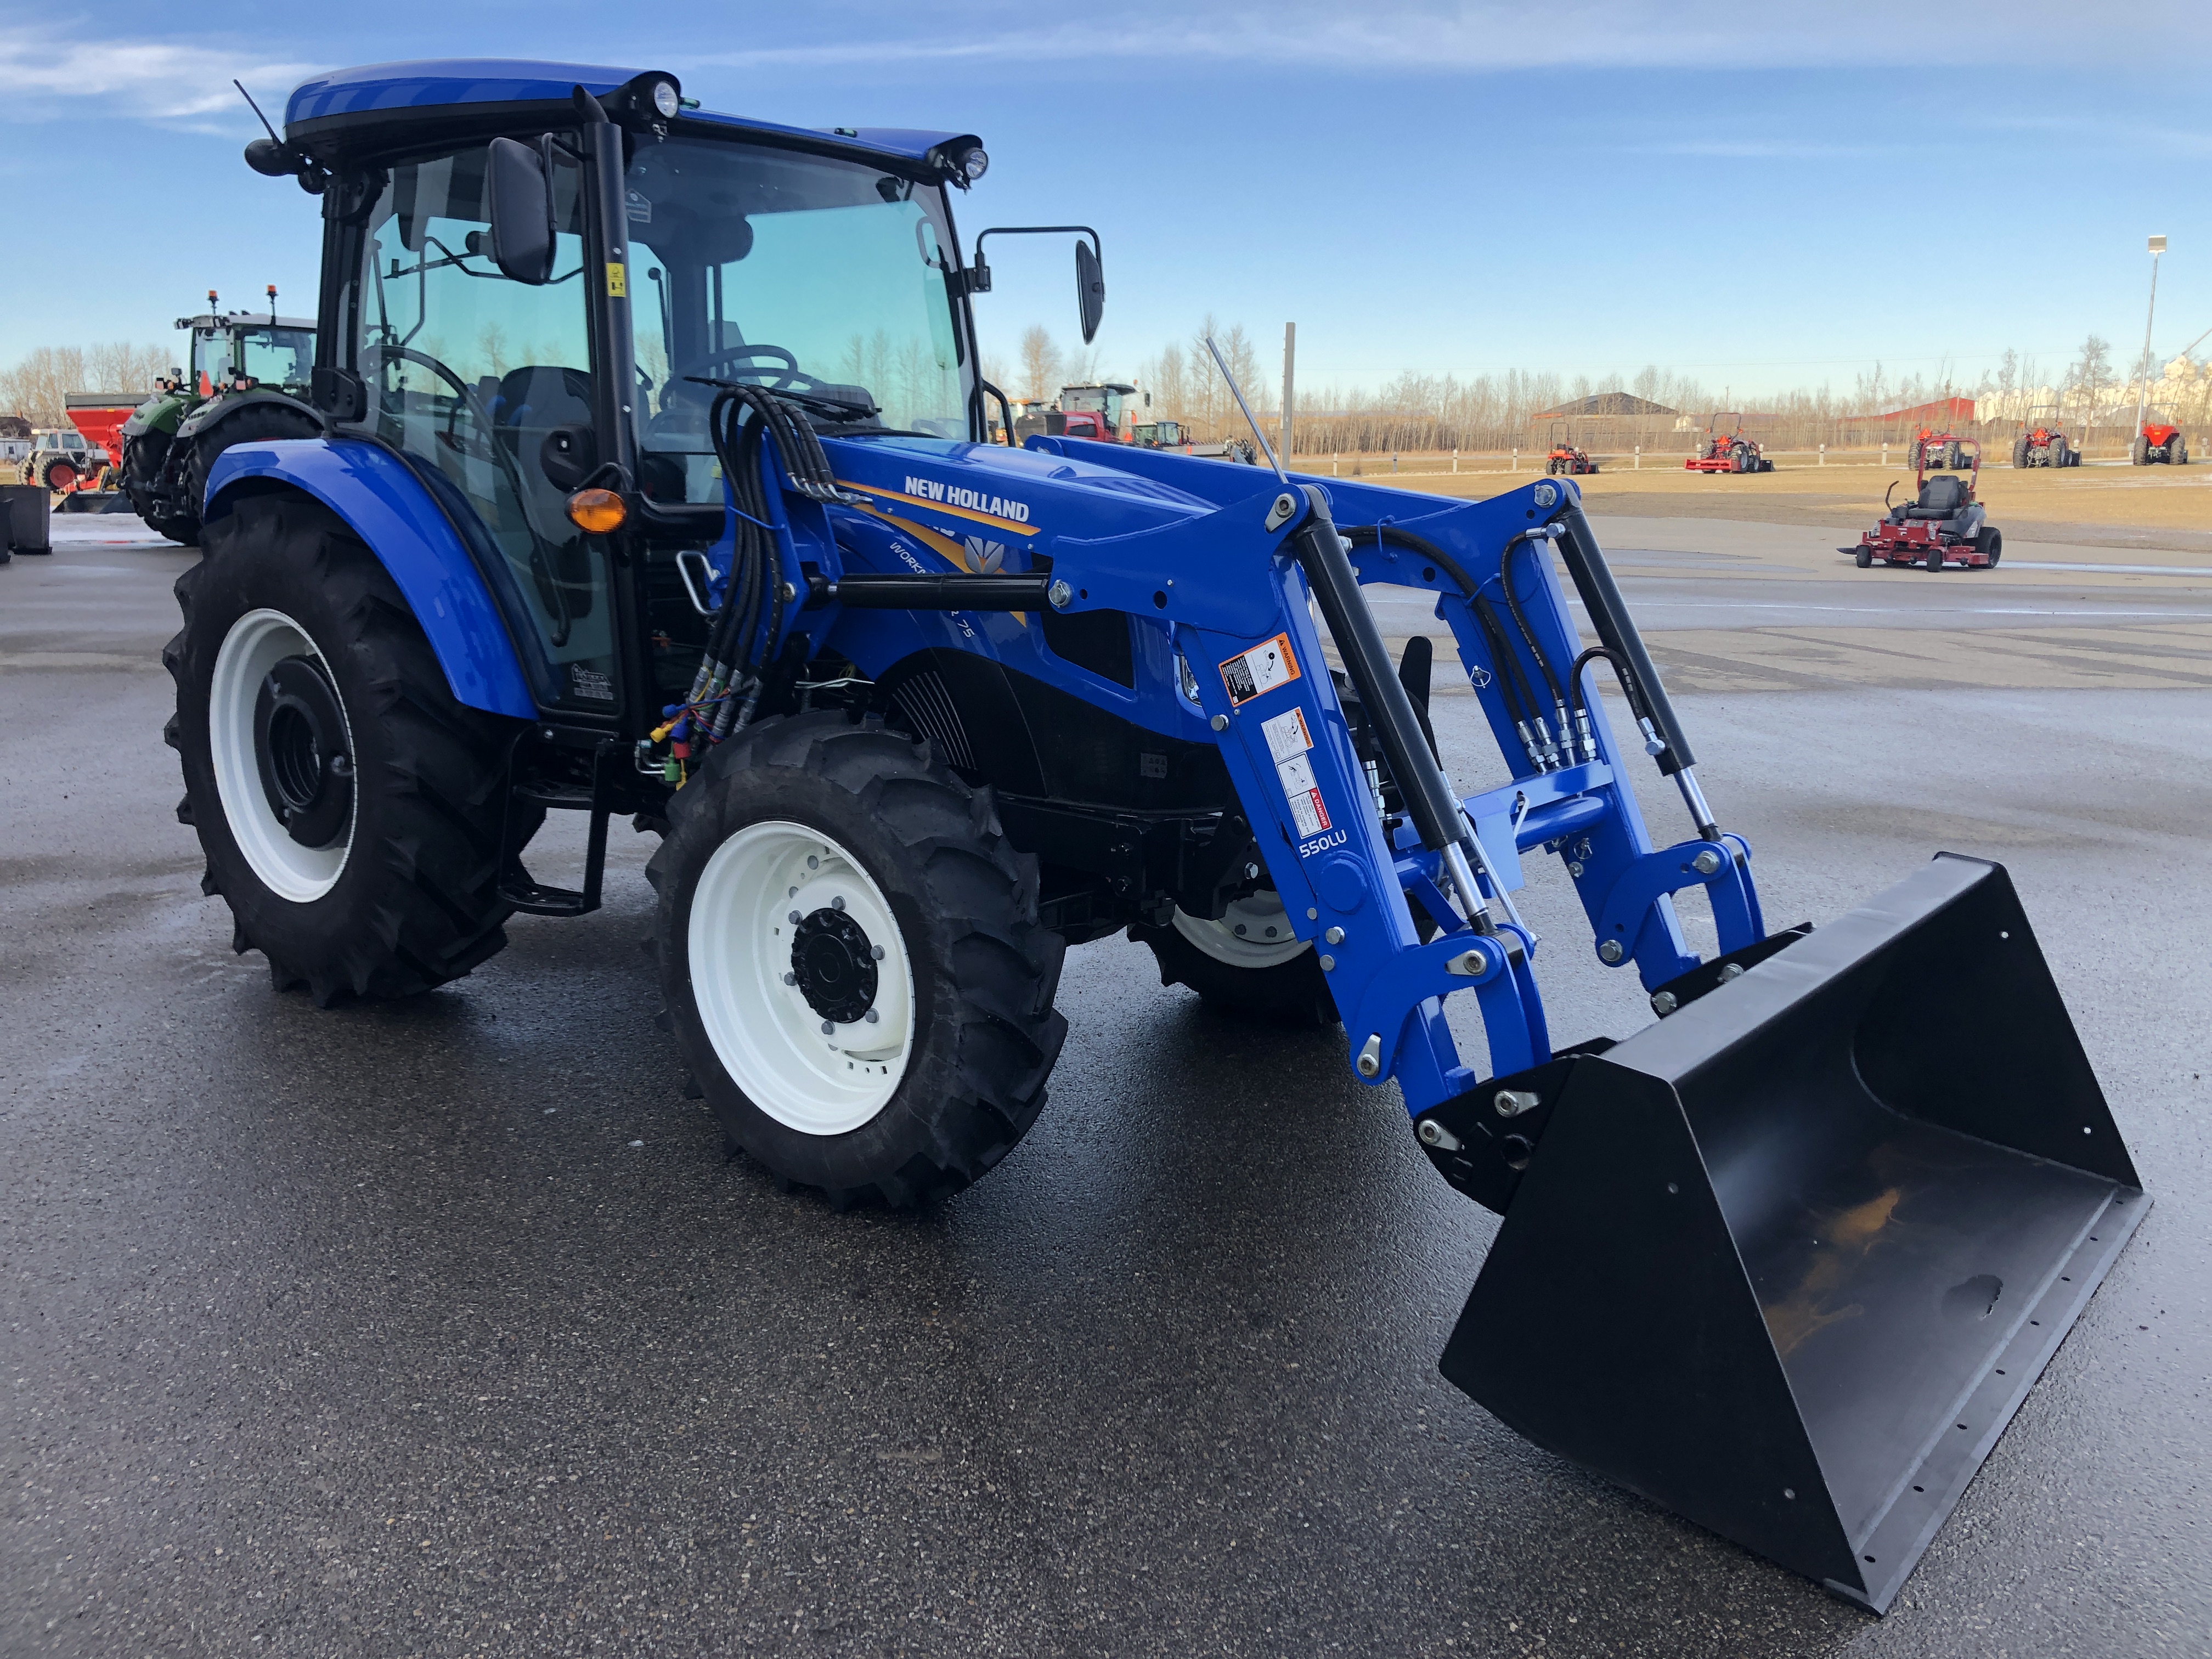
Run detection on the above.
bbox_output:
[671,341,806,391]
[364,342,573,642]
[362,343,505,466]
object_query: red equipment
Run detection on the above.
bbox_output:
[1908,428,1970,471]
[1047,382,1139,443]
[64,394,138,471]
[1845,440,2001,571]
[2132,414,2188,466]
[1683,413,1771,473]
[1545,442,1598,475]
[2011,408,2076,469]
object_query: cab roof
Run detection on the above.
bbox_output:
[283,59,979,179]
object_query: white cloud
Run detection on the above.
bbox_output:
[0,36,321,127]
[679,0,2203,75]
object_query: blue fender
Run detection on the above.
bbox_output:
[204,438,535,719]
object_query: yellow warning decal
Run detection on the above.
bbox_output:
[606,262,628,298]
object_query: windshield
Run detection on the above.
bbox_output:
[240,326,315,388]
[625,135,969,504]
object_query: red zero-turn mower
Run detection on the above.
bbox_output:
[1845,440,2000,570]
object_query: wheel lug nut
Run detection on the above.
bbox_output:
[820,1020,834,1035]
[870,946,884,961]
[830,895,845,911]
[788,910,801,924]
[783,972,796,986]
[865,1009,879,1023]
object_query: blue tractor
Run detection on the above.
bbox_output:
[178,60,2146,1612]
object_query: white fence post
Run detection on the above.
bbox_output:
[1819,443,1825,467]
[1511,448,1518,473]
[1452,447,1459,474]
[1634,445,1640,471]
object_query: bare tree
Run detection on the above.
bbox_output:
[2066,334,2114,432]
[0,342,163,425]
[1017,325,1062,403]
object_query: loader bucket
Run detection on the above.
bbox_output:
[1440,853,2146,1613]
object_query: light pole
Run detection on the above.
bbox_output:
[2132,235,2167,455]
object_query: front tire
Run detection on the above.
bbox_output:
[1131,889,1336,1028]
[650,714,1067,1208]
[1855,547,1874,568]
[166,492,531,1003]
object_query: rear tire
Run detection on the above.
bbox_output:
[2132,436,2149,466]
[185,402,323,514]
[2174,439,2188,466]
[166,492,533,1005]
[1131,889,1336,1028]
[2012,438,2030,469]
[38,456,78,492]
[123,431,198,544]
[1974,528,2001,568]
[650,713,1067,1209]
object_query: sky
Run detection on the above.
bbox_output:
[2,1,2208,404]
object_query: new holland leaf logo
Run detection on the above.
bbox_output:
[961,535,1006,575]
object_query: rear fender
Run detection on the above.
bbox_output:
[203,437,534,719]
[176,388,321,444]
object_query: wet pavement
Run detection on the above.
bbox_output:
[4,518,2208,1656]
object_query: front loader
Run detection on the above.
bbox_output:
[176,59,2147,1616]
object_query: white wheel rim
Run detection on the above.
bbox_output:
[1172,889,1310,970]
[689,820,916,1136]
[208,607,354,902]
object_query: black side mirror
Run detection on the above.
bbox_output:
[1075,241,1104,345]
[487,137,556,285]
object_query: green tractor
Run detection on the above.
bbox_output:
[119,288,320,544]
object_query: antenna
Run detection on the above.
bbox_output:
[1202,334,1288,485]
[234,78,283,145]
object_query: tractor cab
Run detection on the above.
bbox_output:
[1049,382,1140,442]
[172,298,317,397]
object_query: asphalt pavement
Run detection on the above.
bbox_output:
[4,515,2208,1657]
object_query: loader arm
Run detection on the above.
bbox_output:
[1037,469,1768,1113]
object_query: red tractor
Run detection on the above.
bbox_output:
[1844,439,2001,571]
[2132,412,2189,466]
[1545,441,1598,475]
[1046,381,1139,443]
[1907,427,1968,471]
[2011,407,2077,468]
[1683,413,1771,473]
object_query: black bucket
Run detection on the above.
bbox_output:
[1438,854,2147,1612]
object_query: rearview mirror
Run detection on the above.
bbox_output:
[487,137,556,285]
[1075,241,1104,344]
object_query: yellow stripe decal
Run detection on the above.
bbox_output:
[835,478,1039,537]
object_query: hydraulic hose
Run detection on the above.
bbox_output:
[1342,522,1555,771]
[1499,531,1575,762]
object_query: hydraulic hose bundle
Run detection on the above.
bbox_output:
[658,387,846,776]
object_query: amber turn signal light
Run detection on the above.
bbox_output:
[566,488,627,534]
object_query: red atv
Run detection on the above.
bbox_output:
[1546,442,1598,475]
[1844,440,2000,571]
[2132,415,2189,466]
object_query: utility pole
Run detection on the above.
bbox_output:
[1280,323,1296,469]
[2134,235,2167,449]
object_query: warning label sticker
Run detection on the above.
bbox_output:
[1260,706,1312,763]
[1219,634,1300,706]
[1277,751,1330,838]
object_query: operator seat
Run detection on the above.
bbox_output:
[1903,473,1968,522]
